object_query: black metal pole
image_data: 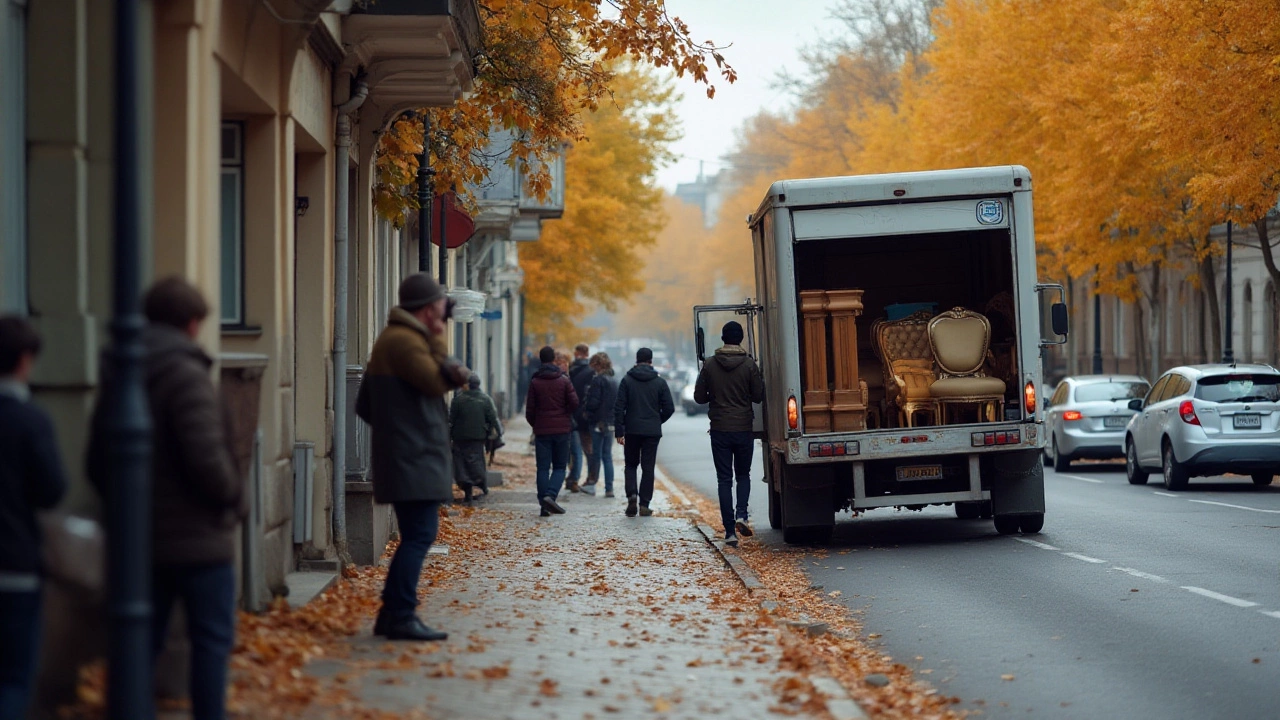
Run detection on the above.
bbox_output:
[438,189,449,286]
[1224,220,1235,363]
[108,0,154,717]
[417,116,434,273]
[1092,268,1103,374]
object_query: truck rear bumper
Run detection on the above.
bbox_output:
[852,454,990,509]
[784,423,1044,465]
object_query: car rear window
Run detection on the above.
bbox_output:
[1074,382,1150,403]
[1194,374,1280,403]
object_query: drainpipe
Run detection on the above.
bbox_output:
[332,77,368,563]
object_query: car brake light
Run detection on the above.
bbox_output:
[1024,381,1036,415]
[1062,410,1083,421]
[787,396,799,430]
[1179,400,1200,425]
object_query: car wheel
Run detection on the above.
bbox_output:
[993,515,1021,535]
[1126,441,1149,485]
[1251,472,1274,487]
[1162,441,1189,491]
[1019,513,1045,534]
[1052,437,1071,472]
[685,406,696,417]
[955,502,982,520]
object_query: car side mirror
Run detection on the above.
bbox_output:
[1051,302,1069,337]
[1127,398,1144,412]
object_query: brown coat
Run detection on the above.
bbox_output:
[89,325,244,567]
[356,307,464,504]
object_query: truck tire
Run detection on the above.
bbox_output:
[783,524,833,544]
[1019,513,1045,533]
[768,484,783,529]
[955,502,982,520]
[993,515,1021,535]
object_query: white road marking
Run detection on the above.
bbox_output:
[1260,610,1280,620]
[1186,499,1280,514]
[1153,491,1180,498]
[1111,567,1169,583]
[1062,552,1107,564]
[1181,586,1259,608]
[1060,474,1105,484]
[1013,537,1060,551]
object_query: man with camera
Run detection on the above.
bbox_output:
[357,273,470,642]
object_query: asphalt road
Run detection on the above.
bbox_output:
[657,412,1280,719]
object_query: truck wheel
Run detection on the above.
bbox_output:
[782,524,833,545]
[955,502,982,520]
[993,515,1021,535]
[1019,513,1045,534]
[768,484,783,529]
[979,500,994,519]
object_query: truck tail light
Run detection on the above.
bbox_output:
[1024,381,1036,415]
[787,396,799,430]
[1179,400,1200,425]
[1062,410,1083,422]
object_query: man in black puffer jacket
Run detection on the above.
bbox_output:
[614,347,674,517]
[694,321,765,547]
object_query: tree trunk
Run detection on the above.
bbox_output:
[1199,251,1223,362]
[1134,301,1147,379]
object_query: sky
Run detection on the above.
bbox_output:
[654,0,836,192]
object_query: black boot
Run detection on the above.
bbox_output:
[386,617,448,642]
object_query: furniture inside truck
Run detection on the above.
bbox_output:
[927,307,1006,424]
[873,310,939,428]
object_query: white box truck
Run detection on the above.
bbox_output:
[693,166,1068,543]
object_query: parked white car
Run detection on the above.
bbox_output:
[1124,364,1280,489]
[680,376,707,416]
[1043,375,1149,471]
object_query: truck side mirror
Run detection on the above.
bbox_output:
[1051,302,1069,336]
[1127,398,1144,412]
[695,327,706,364]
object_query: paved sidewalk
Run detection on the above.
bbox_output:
[304,421,830,719]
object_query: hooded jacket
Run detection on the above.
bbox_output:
[89,324,244,567]
[525,364,579,436]
[614,364,674,438]
[694,345,765,433]
[582,371,618,428]
[356,307,462,504]
[450,388,499,443]
[568,357,593,429]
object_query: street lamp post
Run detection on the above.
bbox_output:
[1092,269,1103,374]
[1223,220,1235,364]
[417,115,434,274]
[108,0,154,717]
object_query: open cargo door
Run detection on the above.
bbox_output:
[693,302,764,434]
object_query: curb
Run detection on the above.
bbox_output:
[658,472,869,720]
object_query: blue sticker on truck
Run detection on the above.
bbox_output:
[976,199,1004,225]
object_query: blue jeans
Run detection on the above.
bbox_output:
[590,427,616,492]
[0,589,41,720]
[535,434,571,500]
[567,428,585,483]
[383,501,442,623]
[711,430,755,533]
[152,563,236,720]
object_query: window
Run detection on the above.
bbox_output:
[220,122,245,326]
[1145,375,1171,404]
[1195,373,1280,403]
[1050,383,1069,407]
[1074,381,1149,403]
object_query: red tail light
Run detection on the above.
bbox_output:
[1024,381,1036,415]
[1179,400,1200,425]
[787,396,799,430]
[1062,410,1083,422]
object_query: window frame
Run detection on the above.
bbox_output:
[220,121,247,328]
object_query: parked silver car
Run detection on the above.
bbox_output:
[1125,364,1280,489]
[1044,375,1150,471]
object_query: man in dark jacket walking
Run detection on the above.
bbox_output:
[357,274,470,642]
[89,278,244,720]
[525,345,578,516]
[581,352,619,497]
[450,374,499,502]
[694,321,765,547]
[614,347,674,517]
[565,344,593,493]
[0,316,68,719]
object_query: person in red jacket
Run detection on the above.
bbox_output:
[525,345,579,516]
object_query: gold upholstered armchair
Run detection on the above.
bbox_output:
[927,308,1006,424]
[873,310,938,428]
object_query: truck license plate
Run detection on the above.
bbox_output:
[896,465,943,481]
[1233,414,1262,429]
[1104,416,1128,428]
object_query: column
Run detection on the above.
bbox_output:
[799,290,831,433]
[827,289,866,432]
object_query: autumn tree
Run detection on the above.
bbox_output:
[519,65,679,340]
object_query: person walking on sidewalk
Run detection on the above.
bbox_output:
[0,316,68,719]
[566,343,594,494]
[614,347,674,517]
[694,321,765,547]
[88,278,245,720]
[525,345,579,516]
[581,352,619,498]
[357,273,470,642]
[450,374,499,502]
